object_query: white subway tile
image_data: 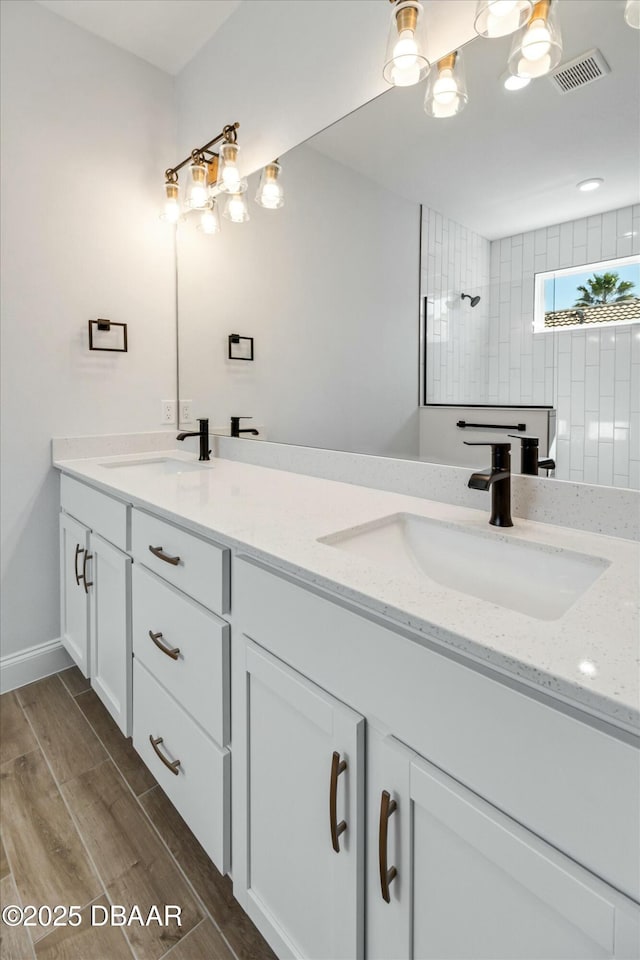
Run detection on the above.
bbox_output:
[570,333,586,379]
[601,210,617,259]
[584,365,600,412]
[585,331,600,365]
[614,330,631,381]
[614,379,631,428]
[583,456,598,483]
[599,396,614,440]
[571,381,585,426]
[597,441,614,486]
[599,348,615,397]
[558,221,574,267]
[585,412,600,457]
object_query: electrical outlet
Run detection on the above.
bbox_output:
[180,400,193,424]
[161,400,176,424]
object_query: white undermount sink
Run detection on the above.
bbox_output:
[100,457,207,475]
[319,513,609,621]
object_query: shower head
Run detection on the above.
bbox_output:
[461,293,481,308]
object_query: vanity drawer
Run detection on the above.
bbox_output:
[131,509,230,615]
[61,474,129,552]
[133,659,230,874]
[132,565,229,745]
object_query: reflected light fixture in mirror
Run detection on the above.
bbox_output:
[503,70,531,89]
[199,199,221,235]
[474,0,533,38]
[424,51,468,118]
[625,0,640,28]
[224,191,250,223]
[256,161,285,209]
[383,0,430,87]
[508,0,563,79]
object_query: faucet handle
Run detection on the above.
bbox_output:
[508,434,539,446]
[463,441,511,449]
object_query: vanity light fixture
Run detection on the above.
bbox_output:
[625,0,640,28]
[217,139,247,194]
[162,174,180,223]
[424,51,468,118]
[383,0,430,88]
[577,178,603,192]
[507,0,562,79]
[224,191,250,223]
[474,0,533,39]
[161,122,240,222]
[255,160,285,209]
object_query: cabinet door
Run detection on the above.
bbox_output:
[59,512,90,676]
[368,734,640,960]
[239,639,364,960]
[88,533,132,736]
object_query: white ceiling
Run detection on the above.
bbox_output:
[308,0,640,239]
[36,0,242,74]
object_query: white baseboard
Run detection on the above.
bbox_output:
[0,638,73,694]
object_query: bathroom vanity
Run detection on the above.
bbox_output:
[54,449,640,960]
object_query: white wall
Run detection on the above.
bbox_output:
[488,206,640,488]
[422,206,491,404]
[178,143,420,458]
[175,0,479,177]
[0,1,176,659]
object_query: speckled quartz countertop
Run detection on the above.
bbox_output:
[54,451,640,736]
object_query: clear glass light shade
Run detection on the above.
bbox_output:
[424,52,468,118]
[625,0,640,28]
[187,161,208,209]
[255,162,284,210]
[223,191,250,223]
[161,181,180,223]
[383,1,430,87]
[508,0,562,79]
[217,141,246,194]
[474,0,533,38]
[199,200,221,235]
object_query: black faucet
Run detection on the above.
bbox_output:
[508,434,555,476]
[176,418,210,461]
[465,441,513,527]
[230,416,259,438]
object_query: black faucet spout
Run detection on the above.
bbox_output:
[176,418,210,461]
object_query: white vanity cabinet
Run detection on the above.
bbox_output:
[367,729,640,960]
[233,556,640,960]
[59,476,132,734]
[130,508,232,874]
[236,640,364,960]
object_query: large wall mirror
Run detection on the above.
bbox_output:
[177,1,639,490]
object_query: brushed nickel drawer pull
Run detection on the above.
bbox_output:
[149,735,181,775]
[74,543,85,586]
[148,630,180,661]
[148,545,180,566]
[329,751,348,853]
[379,790,398,903]
[82,551,93,594]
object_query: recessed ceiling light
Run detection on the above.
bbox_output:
[577,178,604,192]
[503,73,531,91]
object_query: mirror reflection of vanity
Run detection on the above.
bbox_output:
[177,0,639,491]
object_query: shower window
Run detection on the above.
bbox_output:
[533,254,640,333]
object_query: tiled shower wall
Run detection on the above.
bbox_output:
[422,204,640,488]
[422,206,491,404]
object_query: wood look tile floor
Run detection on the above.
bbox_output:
[0,668,276,960]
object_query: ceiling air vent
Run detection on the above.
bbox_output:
[548,48,610,94]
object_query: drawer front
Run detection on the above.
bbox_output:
[61,474,129,552]
[133,660,230,874]
[234,556,640,903]
[132,564,229,745]
[131,509,230,615]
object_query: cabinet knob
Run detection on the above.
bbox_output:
[329,751,348,853]
[379,790,398,903]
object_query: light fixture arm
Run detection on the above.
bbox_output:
[165,121,239,182]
